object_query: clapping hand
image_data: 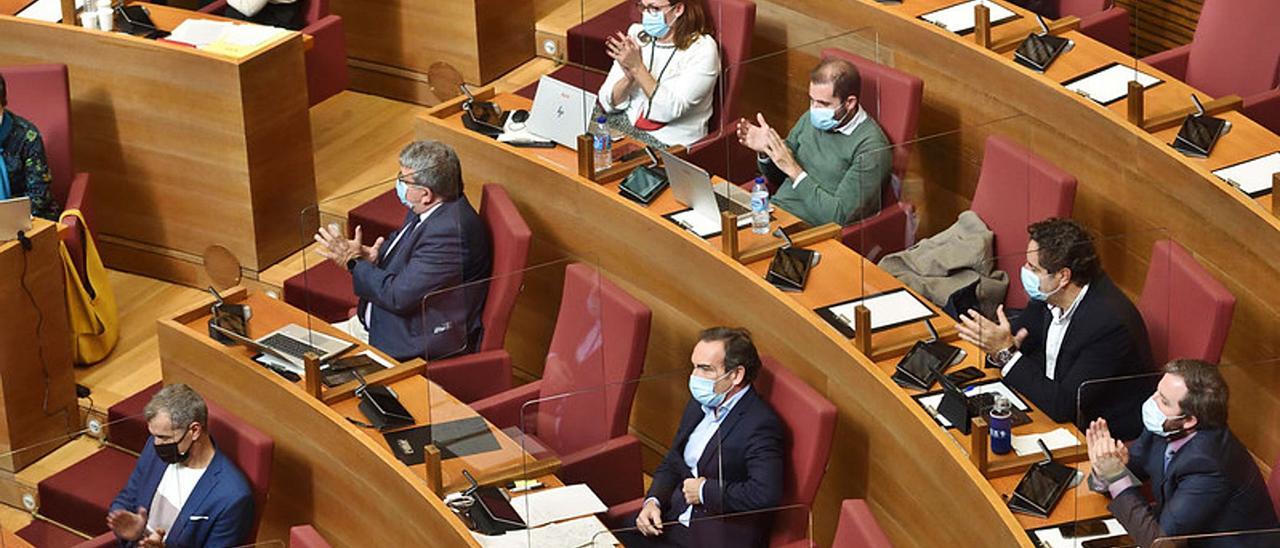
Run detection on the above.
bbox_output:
[1086,418,1129,481]
[737,113,774,154]
[139,528,166,548]
[956,305,1026,355]
[315,224,383,266]
[106,506,149,542]
[606,32,645,76]
[762,126,802,180]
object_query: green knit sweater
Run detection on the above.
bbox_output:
[764,114,892,227]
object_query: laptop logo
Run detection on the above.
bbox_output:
[555,105,565,119]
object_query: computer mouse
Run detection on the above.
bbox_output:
[512,109,530,124]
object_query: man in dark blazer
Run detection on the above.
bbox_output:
[317,140,492,361]
[958,218,1152,439]
[620,327,784,548]
[106,384,254,548]
[1086,359,1279,547]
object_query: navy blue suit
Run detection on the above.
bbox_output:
[352,197,492,361]
[1109,428,1279,547]
[626,388,784,547]
[110,439,254,548]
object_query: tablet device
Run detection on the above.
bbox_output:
[357,384,415,430]
[1014,32,1071,73]
[765,247,816,292]
[1008,459,1076,518]
[618,164,669,205]
[1171,113,1228,159]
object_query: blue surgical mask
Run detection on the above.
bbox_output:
[689,371,731,409]
[642,10,671,39]
[809,107,839,131]
[1142,398,1185,437]
[395,179,412,208]
[1020,265,1062,302]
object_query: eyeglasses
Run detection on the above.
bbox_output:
[634,1,673,15]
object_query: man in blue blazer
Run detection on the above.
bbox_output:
[1086,359,1279,547]
[106,385,255,548]
[620,327,784,547]
[317,140,492,361]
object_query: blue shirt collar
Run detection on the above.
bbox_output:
[703,384,750,420]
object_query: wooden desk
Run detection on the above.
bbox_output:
[0,219,77,473]
[139,3,315,52]
[990,461,1111,529]
[0,14,316,288]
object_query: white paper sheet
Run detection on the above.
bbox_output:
[510,484,608,529]
[16,0,83,23]
[916,380,1030,428]
[1064,63,1161,105]
[471,516,618,548]
[1032,518,1127,548]
[1012,427,1080,456]
[919,0,1017,34]
[1213,152,1280,196]
[168,19,235,47]
[669,208,749,238]
[827,289,934,331]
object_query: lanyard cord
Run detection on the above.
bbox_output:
[645,41,677,118]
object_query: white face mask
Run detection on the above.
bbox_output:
[1142,397,1185,437]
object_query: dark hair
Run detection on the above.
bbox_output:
[0,73,6,107]
[667,0,715,51]
[144,384,209,431]
[1164,359,1229,430]
[399,140,463,201]
[698,326,763,384]
[1027,218,1100,285]
[810,58,862,102]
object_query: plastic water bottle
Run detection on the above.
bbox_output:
[989,396,1013,455]
[750,177,770,234]
[592,116,612,171]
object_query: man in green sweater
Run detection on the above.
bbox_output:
[737,58,892,227]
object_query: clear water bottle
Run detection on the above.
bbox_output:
[750,177,770,234]
[593,116,612,171]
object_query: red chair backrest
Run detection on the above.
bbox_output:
[831,499,894,548]
[1137,240,1235,366]
[289,525,332,548]
[0,64,73,208]
[477,184,532,352]
[1053,0,1110,19]
[705,0,756,133]
[819,49,924,182]
[206,401,274,541]
[1182,0,1280,99]
[754,356,837,546]
[303,0,326,25]
[536,263,651,455]
[970,134,1077,309]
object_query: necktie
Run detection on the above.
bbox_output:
[1163,448,1174,476]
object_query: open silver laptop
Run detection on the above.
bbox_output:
[527,75,598,151]
[213,322,353,374]
[0,197,33,242]
[657,148,754,220]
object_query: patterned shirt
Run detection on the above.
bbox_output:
[1,110,59,220]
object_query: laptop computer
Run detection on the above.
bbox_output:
[527,75,598,151]
[0,197,33,242]
[656,148,753,219]
[211,322,354,374]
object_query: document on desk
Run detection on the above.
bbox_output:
[663,208,749,239]
[914,379,1029,428]
[815,288,937,338]
[16,0,84,23]
[471,516,618,548]
[1011,427,1079,457]
[200,23,288,57]
[1063,62,1162,106]
[918,0,1018,36]
[509,484,607,528]
[168,20,236,48]
[1029,518,1126,548]
[1213,151,1280,198]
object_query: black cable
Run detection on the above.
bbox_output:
[17,231,60,420]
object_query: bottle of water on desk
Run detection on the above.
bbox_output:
[989,396,1012,455]
[750,177,770,234]
[592,116,612,171]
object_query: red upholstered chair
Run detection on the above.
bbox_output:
[1243,88,1280,136]
[1050,0,1130,54]
[469,263,652,507]
[969,134,1077,309]
[0,64,92,279]
[1137,240,1235,366]
[198,0,349,106]
[290,524,333,547]
[831,499,893,548]
[1141,0,1280,128]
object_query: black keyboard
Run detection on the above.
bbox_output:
[715,193,750,215]
[261,333,325,359]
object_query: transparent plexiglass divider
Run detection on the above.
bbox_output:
[600,504,813,548]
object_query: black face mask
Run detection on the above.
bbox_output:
[154,427,192,465]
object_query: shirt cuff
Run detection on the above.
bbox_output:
[757,153,771,164]
[643,497,660,510]
[1107,476,1136,499]
[1000,351,1023,377]
[697,481,706,506]
[790,172,808,189]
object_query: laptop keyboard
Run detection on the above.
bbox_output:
[261,333,325,359]
[715,193,750,215]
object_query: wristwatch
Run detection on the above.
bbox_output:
[988,346,1017,368]
[346,257,362,272]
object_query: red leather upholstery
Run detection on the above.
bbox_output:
[840,202,912,263]
[969,134,1077,309]
[1244,88,1280,135]
[204,402,274,540]
[282,259,357,323]
[1141,0,1280,101]
[470,263,651,505]
[108,382,164,453]
[15,519,103,548]
[472,184,532,352]
[198,0,349,106]
[567,1,636,71]
[0,64,91,278]
[290,524,333,547]
[1137,240,1235,366]
[346,188,403,246]
[514,64,609,102]
[831,499,893,548]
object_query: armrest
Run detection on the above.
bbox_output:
[1079,7,1130,55]
[604,497,645,528]
[59,172,91,289]
[425,349,512,403]
[198,0,228,14]
[834,499,893,548]
[302,15,350,106]
[558,434,644,507]
[469,380,543,431]
[1142,44,1191,80]
[840,202,913,263]
[1243,88,1280,135]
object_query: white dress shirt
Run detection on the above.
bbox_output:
[1002,284,1091,380]
[598,24,720,147]
[645,385,751,527]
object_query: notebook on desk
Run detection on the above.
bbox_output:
[918,0,1019,36]
[1062,62,1162,106]
[814,288,937,338]
[1213,151,1280,198]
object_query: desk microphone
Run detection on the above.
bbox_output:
[16,230,31,251]
[923,318,940,343]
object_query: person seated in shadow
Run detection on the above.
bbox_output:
[224,0,304,30]
[0,74,59,220]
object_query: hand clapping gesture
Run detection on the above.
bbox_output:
[1086,418,1130,482]
[315,224,383,267]
[606,32,645,77]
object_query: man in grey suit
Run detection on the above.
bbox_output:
[316,141,492,360]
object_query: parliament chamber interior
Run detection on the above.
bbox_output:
[2,0,1280,546]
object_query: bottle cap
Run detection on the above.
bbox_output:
[596,115,607,123]
[992,396,1011,414]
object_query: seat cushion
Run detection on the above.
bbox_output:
[107,382,163,453]
[16,518,92,548]
[283,260,358,323]
[37,447,138,536]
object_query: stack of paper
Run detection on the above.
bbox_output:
[510,484,608,528]
[168,19,235,47]
[1213,152,1280,197]
[471,516,618,548]
[16,0,84,23]
[200,23,288,57]
[1011,427,1080,456]
[919,0,1017,34]
[1031,518,1127,548]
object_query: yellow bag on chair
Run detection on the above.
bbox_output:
[58,209,118,365]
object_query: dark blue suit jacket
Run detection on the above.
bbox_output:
[1110,428,1279,548]
[647,388,784,547]
[110,439,254,548]
[353,197,492,361]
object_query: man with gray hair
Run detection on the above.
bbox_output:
[316,140,492,360]
[106,384,254,547]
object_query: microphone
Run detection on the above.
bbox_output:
[16,230,31,251]
[772,227,794,248]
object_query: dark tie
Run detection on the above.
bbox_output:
[1163,448,1174,476]
[380,215,420,265]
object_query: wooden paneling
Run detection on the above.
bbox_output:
[1115,0,1203,57]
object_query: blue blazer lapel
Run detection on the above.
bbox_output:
[165,453,225,543]
[697,390,757,474]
